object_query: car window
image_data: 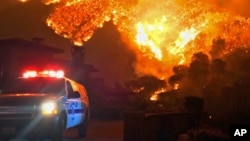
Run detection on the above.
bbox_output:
[66,81,73,94]
[1,77,66,95]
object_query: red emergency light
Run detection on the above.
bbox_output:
[23,70,64,78]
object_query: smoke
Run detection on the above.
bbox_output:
[202,0,250,17]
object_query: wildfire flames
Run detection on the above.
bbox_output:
[42,0,250,79]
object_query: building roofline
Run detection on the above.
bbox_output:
[0,38,64,53]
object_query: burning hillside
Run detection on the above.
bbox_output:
[42,0,250,79]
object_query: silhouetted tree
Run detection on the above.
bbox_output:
[205,47,250,124]
[210,37,226,59]
[189,52,209,78]
[203,58,230,120]
[224,48,249,74]
[211,59,227,74]
[187,52,209,96]
[240,56,250,74]
[189,52,209,75]
[207,58,229,91]
[126,75,166,93]
[125,75,167,110]
[169,65,188,88]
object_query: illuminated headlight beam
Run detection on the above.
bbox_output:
[41,101,58,115]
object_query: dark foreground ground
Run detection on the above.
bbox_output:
[1,118,123,141]
[64,118,123,141]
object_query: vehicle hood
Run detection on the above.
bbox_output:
[0,93,56,106]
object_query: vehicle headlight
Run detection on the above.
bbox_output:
[41,101,58,115]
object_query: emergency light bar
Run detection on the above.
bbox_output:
[23,70,37,78]
[23,70,64,78]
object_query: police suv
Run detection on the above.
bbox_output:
[0,69,90,141]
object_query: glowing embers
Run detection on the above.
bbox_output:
[18,0,30,3]
[23,70,65,78]
[42,0,61,5]
[42,0,250,79]
[45,0,111,46]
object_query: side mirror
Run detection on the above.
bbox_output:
[70,91,80,98]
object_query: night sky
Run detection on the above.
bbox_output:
[0,0,72,58]
[0,0,136,87]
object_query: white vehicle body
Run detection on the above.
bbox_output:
[0,70,90,141]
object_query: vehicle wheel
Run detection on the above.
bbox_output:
[51,115,65,141]
[78,111,89,138]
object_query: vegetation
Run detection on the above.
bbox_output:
[125,36,250,131]
[178,128,229,141]
[125,75,167,111]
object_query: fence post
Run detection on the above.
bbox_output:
[123,111,145,141]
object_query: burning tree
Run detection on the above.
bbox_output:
[125,75,167,111]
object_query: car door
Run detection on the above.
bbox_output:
[65,81,79,128]
[69,91,83,126]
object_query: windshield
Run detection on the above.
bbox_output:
[1,77,66,95]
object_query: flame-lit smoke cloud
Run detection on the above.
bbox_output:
[203,0,250,17]
[42,0,250,79]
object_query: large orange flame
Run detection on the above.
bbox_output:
[42,0,250,79]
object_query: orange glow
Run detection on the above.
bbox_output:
[135,16,168,60]
[18,0,29,3]
[174,83,179,90]
[42,0,60,5]
[150,94,158,101]
[150,87,167,101]
[42,0,250,79]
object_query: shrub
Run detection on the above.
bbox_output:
[184,96,204,111]
[177,128,229,141]
[187,128,229,141]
